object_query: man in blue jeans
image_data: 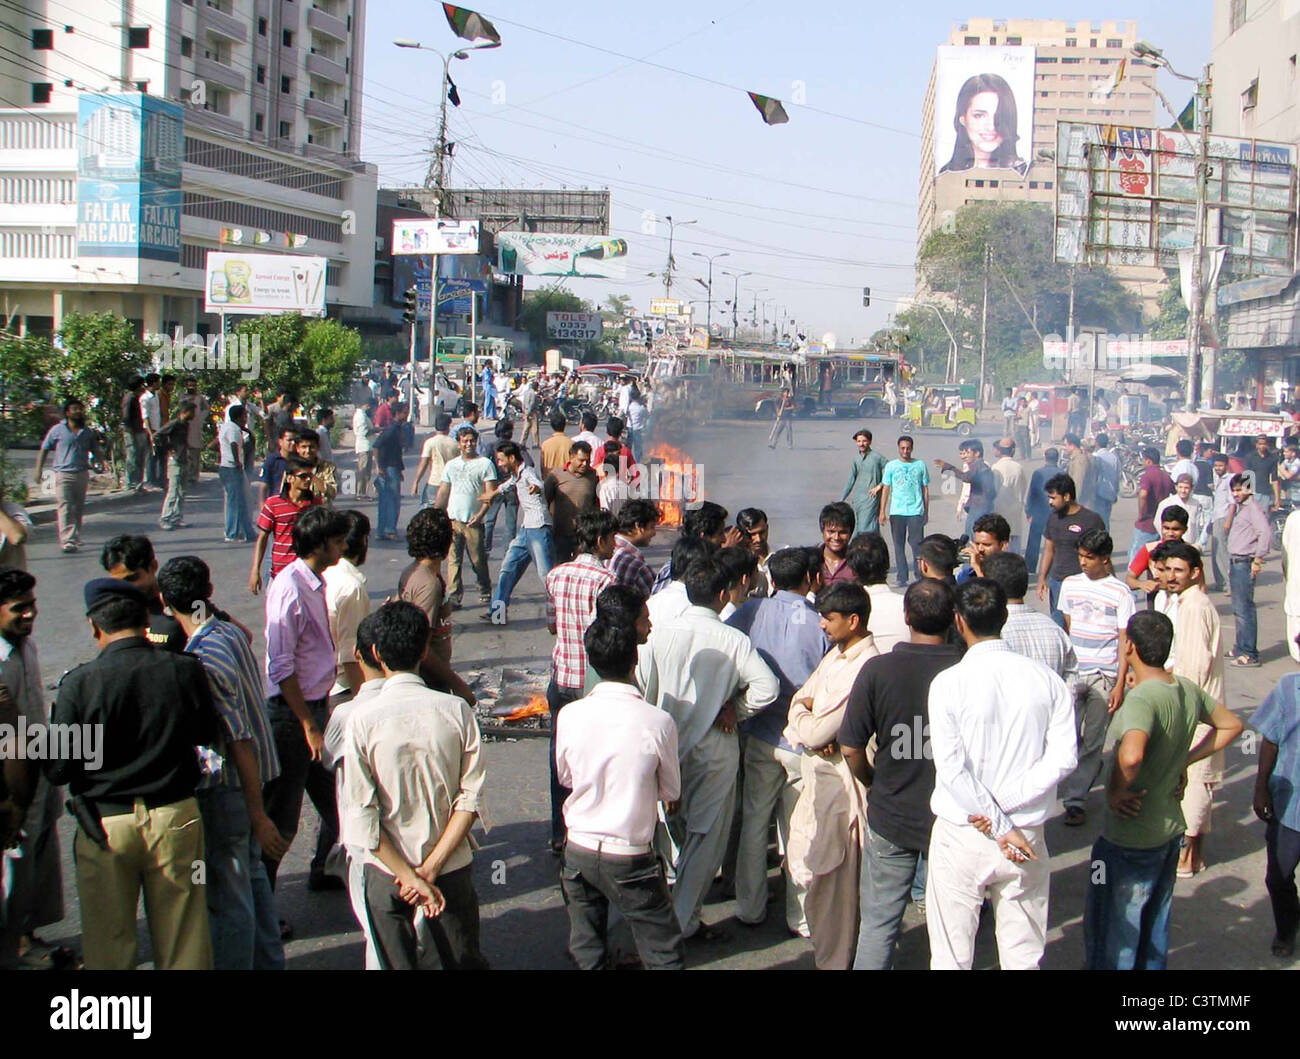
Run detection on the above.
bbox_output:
[880,435,930,587]
[1085,611,1241,970]
[1225,473,1272,668]
[159,556,290,969]
[840,579,962,968]
[372,402,411,540]
[485,440,554,625]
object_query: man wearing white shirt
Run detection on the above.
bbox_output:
[990,437,1027,553]
[846,532,909,651]
[1285,507,1300,662]
[1208,452,1233,593]
[557,620,683,969]
[573,411,602,454]
[646,537,714,628]
[636,558,779,940]
[323,613,387,970]
[1169,438,1198,489]
[140,373,164,488]
[323,510,371,701]
[926,578,1077,970]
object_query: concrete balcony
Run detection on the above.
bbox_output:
[196,55,247,94]
[199,6,249,45]
[305,96,345,127]
[306,50,347,85]
[308,6,348,42]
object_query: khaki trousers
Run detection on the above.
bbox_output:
[55,469,89,547]
[74,797,213,970]
[804,841,860,970]
[448,519,491,599]
[926,817,1049,970]
[734,737,807,931]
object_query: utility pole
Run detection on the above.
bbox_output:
[1187,64,1213,410]
[978,244,990,407]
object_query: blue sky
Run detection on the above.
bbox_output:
[359,2,1215,343]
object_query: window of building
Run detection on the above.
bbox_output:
[128,26,150,49]
[1007,36,1021,45]
[1231,0,1247,33]
[1062,57,1082,64]
[31,83,53,103]
[181,36,193,57]
[283,29,294,47]
[964,36,980,45]
[1030,181,1039,189]
[1291,55,1297,81]
[1044,181,1054,189]
[279,120,291,137]
[258,17,267,35]
[255,113,264,132]
[281,75,292,93]
[1106,38,1123,47]
[1243,78,1259,110]
[135,81,148,92]
[1065,37,1076,47]
[973,179,985,187]
[989,37,997,45]
[989,180,999,187]
[31,28,53,49]
[256,65,265,84]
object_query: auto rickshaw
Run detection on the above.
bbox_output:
[901,384,978,436]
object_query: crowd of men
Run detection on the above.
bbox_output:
[2,377,1299,973]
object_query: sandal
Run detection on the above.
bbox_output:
[1230,656,1261,668]
[686,924,730,944]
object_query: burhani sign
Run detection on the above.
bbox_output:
[145,329,261,380]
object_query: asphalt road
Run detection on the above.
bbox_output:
[21,409,1298,970]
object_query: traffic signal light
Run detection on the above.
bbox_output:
[402,286,418,325]
[862,287,871,308]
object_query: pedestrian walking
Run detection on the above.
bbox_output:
[155,400,197,531]
[768,387,795,449]
[1224,472,1271,668]
[33,399,102,553]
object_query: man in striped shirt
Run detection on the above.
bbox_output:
[543,510,617,853]
[249,456,322,595]
[1057,529,1136,827]
[159,556,289,970]
[983,552,1079,687]
[609,499,660,599]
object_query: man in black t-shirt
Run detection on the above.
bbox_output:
[839,579,963,969]
[1035,473,1106,628]
[1242,434,1280,512]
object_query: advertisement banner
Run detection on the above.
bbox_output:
[933,46,1035,177]
[546,311,601,340]
[204,252,328,316]
[392,218,481,255]
[76,94,183,261]
[495,232,628,278]
[649,298,685,316]
[1056,122,1297,279]
[438,278,487,316]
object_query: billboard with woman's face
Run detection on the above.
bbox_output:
[934,45,1036,177]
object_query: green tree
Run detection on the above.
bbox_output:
[518,287,593,354]
[1150,274,1189,340]
[916,203,1141,387]
[57,311,152,484]
[232,313,365,409]
[0,331,57,499]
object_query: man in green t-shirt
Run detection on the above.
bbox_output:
[1084,611,1242,970]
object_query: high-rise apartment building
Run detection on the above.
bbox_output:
[0,1,376,338]
[917,18,1163,312]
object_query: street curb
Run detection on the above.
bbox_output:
[25,485,171,527]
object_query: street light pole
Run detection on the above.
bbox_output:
[1131,41,1214,410]
[663,215,696,298]
[721,270,751,340]
[916,303,959,383]
[692,251,729,337]
[395,37,499,416]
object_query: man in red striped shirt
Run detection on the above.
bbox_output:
[249,456,323,595]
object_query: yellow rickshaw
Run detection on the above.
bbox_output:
[902,384,978,436]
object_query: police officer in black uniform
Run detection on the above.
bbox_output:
[46,578,221,970]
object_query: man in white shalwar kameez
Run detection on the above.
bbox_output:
[637,558,779,940]
[783,582,879,969]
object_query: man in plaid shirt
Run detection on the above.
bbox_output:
[609,499,661,599]
[544,510,618,852]
[983,552,1079,687]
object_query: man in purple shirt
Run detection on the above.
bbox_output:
[1129,447,1174,566]
[261,505,350,889]
[1225,473,1272,668]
